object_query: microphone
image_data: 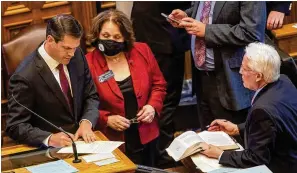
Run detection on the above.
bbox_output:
[11,93,81,163]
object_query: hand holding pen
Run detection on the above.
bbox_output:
[206,119,240,136]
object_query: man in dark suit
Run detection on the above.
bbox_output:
[131,2,191,167]
[202,43,297,173]
[6,14,99,148]
[169,2,266,129]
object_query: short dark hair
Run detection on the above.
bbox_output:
[88,9,135,51]
[46,14,83,42]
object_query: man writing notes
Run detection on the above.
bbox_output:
[6,14,99,148]
[202,43,297,173]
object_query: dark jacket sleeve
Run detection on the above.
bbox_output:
[237,123,246,139]
[6,74,51,147]
[219,108,277,168]
[267,2,291,15]
[79,48,100,127]
[205,1,266,47]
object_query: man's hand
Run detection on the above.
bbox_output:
[267,11,285,30]
[137,105,155,123]
[179,17,206,37]
[201,144,224,159]
[48,132,75,148]
[74,120,96,143]
[208,119,239,136]
[168,9,187,28]
[107,115,130,131]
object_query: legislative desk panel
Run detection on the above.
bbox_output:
[1,131,136,173]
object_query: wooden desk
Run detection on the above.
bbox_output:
[1,131,136,173]
[271,23,297,58]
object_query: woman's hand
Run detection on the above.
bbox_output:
[107,115,130,131]
[137,105,155,123]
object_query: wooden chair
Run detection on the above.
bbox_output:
[1,24,46,142]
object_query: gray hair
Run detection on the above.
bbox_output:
[245,42,281,83]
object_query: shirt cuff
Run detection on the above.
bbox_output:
[218,151,224,161]
[43,134,52,147]
[80,119,93,128]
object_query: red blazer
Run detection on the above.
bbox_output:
[86,42,166,144]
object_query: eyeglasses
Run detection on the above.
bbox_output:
[129,117,139,124]
[240,66,256,74]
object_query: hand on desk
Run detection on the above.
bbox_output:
[74,120,96,143]
[49,132,75,148]
[200,143,224,159]
[208,119,239,136]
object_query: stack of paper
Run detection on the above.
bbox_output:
[58,141,124,154]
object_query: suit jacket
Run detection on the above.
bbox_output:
[85,42,167,144]
[267,1,291,15]
[6,45,99,147]
[131,2,191,54]
[220,75,297,173]
[187,2,266,111]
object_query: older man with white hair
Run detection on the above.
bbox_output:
[201,42,297,173]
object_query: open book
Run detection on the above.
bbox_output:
[166,131,239,161]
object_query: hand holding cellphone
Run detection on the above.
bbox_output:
[161,13,180,24]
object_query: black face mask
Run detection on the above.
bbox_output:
[97,39,126,56]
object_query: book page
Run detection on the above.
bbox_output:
[166,131,203,161]
[198,131,236,147]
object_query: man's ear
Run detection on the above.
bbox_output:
[255,73,263,82]
[46,35,55,44]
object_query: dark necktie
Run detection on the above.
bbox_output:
[194,1,211,67]
[57,64,73,111]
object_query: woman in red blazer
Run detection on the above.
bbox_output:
[86,9,167,166]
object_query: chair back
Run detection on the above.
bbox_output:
[2,24,47,78]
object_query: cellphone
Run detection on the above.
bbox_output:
[161,13,180,24]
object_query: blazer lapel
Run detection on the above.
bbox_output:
[191,2,200,18]
[67,58,78,118]
[212,1,226,24]
[35,51,72,115]
[126,51,142,98]
[95,50,124,100]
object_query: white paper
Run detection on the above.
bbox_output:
[191,153,240,173]
[58,141,124,154]
[82,153,115,163]
[198,131,235,146]
[231,165,272,173]
[94,158,119,166]
[292,24,297,28]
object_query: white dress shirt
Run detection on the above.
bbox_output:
[38,42,91,147]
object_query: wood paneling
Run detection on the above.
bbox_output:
[284,2,297,24]
[1,1,97,44]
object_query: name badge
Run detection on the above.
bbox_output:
[98,70,114,83]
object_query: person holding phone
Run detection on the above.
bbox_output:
[86,9,166,166]
[168,2,266,131]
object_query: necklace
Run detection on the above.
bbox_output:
[106,56,120,63]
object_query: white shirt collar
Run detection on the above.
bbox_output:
[251,84,267,105]
[38,41,60,71]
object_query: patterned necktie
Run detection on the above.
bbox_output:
[57,64,73,111]
[194,1,211,67]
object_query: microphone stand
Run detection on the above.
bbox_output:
[11,94,82,163]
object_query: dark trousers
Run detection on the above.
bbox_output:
[154,52,185,166]
[125,124,157,167]
[195,69,248,131]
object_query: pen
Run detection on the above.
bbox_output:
[205,120,228,129]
